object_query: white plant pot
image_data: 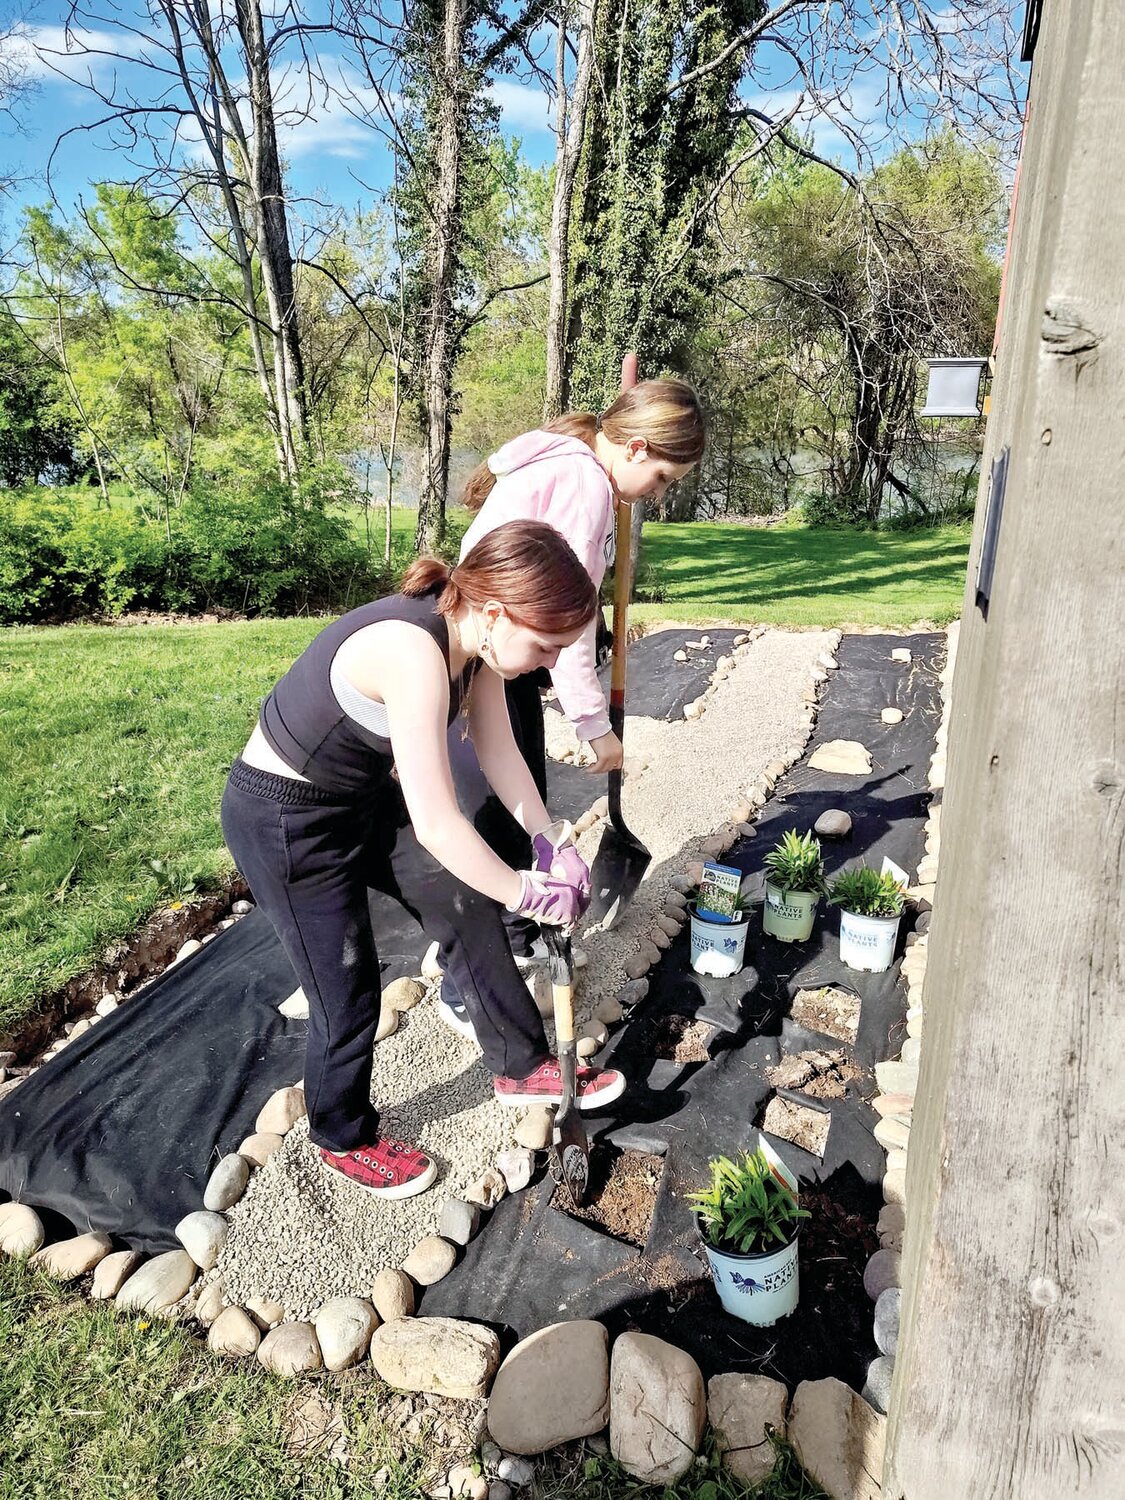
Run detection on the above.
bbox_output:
[839,907,901,972]
[689,904,750,977]
[698,1221,800,1326]
[762,883,819,943]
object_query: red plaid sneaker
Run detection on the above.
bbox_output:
[320,1136,438,1199]
[494,1058,626,1111]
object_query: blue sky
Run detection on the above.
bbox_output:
[2,2,1024,234]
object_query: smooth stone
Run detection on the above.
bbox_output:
[864,1248,902,1301]
[92,1249,144,1300]
[624,953,652,981]
[872,1093,913,1119]
[95,994,119,1017]
[640,942,662,967]
[618,979,649,1007]
[257,1322,323,1376]
[384,977,426,1011]
[673,650,688,662]
[172,938,202,965]
[440,1199,482,1247]
[578,1020,608,1050]
[883,1170,907,1206]
[116,1250,197,1314]
[576,1036,598,1058]
[448,1464,488,1500]
[488,1484,512,1500]
[203,1154,250,1211]
[877,1204,906,1240]
[421,941,444,980]
[370,1316,501,1400]
[254,1085,307,1135]
[245,1295,287,1330]
[194,1277,228,1326]
[496,1457,535,1486]
[669,874,696,894]
[683,699,704,720]
[514,1108,553,1152]
[707,1373,788,1487]
[315,1296,380,1371]
[29,1231,113,1279]
[278,988,309,1019]
[375,1007,399,1042]
[402,1235,458,1286]
[465,1169,507,1210]
[900,1036,921,1066]
[593,996,624,1025]
[647,925,671,951]
[371,1267,415,1321]
[808,739,872,776]
[873,1117,910,1153]
[886,1145,910,1172]
[208,1306,261,1358]
[175,1211,228,1271]
[487,1320,610,1455]
[0,1203,45,1257]
[238,1131,285,1168]
[891,648,912,662]
[881,708,904,725]
[496,1148,534,1194]
[814,809,853,840]
[589,797,609,820]
[862,1356,894,1414]
[231,899,253,914]
[610,1332,706,1483]
[874,1288,901,1357]
[789,1377,886,1500]
[874,1060,918,1097]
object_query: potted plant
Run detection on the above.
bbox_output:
[687,886,753,977]
[687,1148,807,1326]
[762,829,825,942]
[828,864,907,972]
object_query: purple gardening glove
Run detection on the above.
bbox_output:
[506,870,585,928]
[532,819,592,908]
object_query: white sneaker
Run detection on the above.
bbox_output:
[514,940,588,971]
[438,990,478,1041]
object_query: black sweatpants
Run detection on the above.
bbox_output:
[221,759,550,1152]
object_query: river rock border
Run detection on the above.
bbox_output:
[858,621,957,1418]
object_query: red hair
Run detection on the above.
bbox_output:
[401,519,597,635]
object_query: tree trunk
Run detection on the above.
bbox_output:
[545,0,597,420]
[414,0,468,554]
[235,0,309,479]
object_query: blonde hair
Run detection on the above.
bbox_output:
[461,378,705,511]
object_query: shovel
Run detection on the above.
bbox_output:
[543,926,590,1207]
[586,491,651,928]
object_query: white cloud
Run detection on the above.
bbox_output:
[487,79,554,135]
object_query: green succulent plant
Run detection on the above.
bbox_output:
[687,1149,808,1255]
[828,864,906,917]
[762,829,826,895]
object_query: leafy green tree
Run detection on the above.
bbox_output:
[0,308,77,485]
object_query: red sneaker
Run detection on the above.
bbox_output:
[494,1058,626,1111]
[320,1136,438,1199]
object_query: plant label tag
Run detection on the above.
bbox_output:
[880,855,910,890]
[697,861,742,922]
[755,1131,800,1199]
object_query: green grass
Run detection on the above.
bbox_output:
[0,617,323,1035]
[0,1257,825,1500]
[0,518,968,1038]
[636,521,971,628]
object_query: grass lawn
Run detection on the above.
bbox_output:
[636,520,971,628]
[0,1258,827,1499]
[0,518,969,1038]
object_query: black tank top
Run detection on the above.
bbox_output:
[259,588,477,795]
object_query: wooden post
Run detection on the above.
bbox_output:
[882,4,1124,1497]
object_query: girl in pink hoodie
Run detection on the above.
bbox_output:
[459,378,706,781]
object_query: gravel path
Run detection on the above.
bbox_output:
[214,627,832,1318]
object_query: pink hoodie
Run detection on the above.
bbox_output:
[459,431,615,742]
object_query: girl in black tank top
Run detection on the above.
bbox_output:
[221,521,627,1201]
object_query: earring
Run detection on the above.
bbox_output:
[481,633,493,658]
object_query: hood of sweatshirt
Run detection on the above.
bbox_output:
[487,430,606,479]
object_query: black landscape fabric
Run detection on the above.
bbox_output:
[1,631,941,1390]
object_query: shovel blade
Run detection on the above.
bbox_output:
[586,825,651,929]
[551,1111,591,1207]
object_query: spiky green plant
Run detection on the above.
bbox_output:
[828,864,906,917]
[687,1149,809,1255]
[762,829,825,895]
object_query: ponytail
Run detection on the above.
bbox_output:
[459,379,704,512]
[401,556,464,615]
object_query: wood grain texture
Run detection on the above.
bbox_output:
[882,3,1125,1496]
